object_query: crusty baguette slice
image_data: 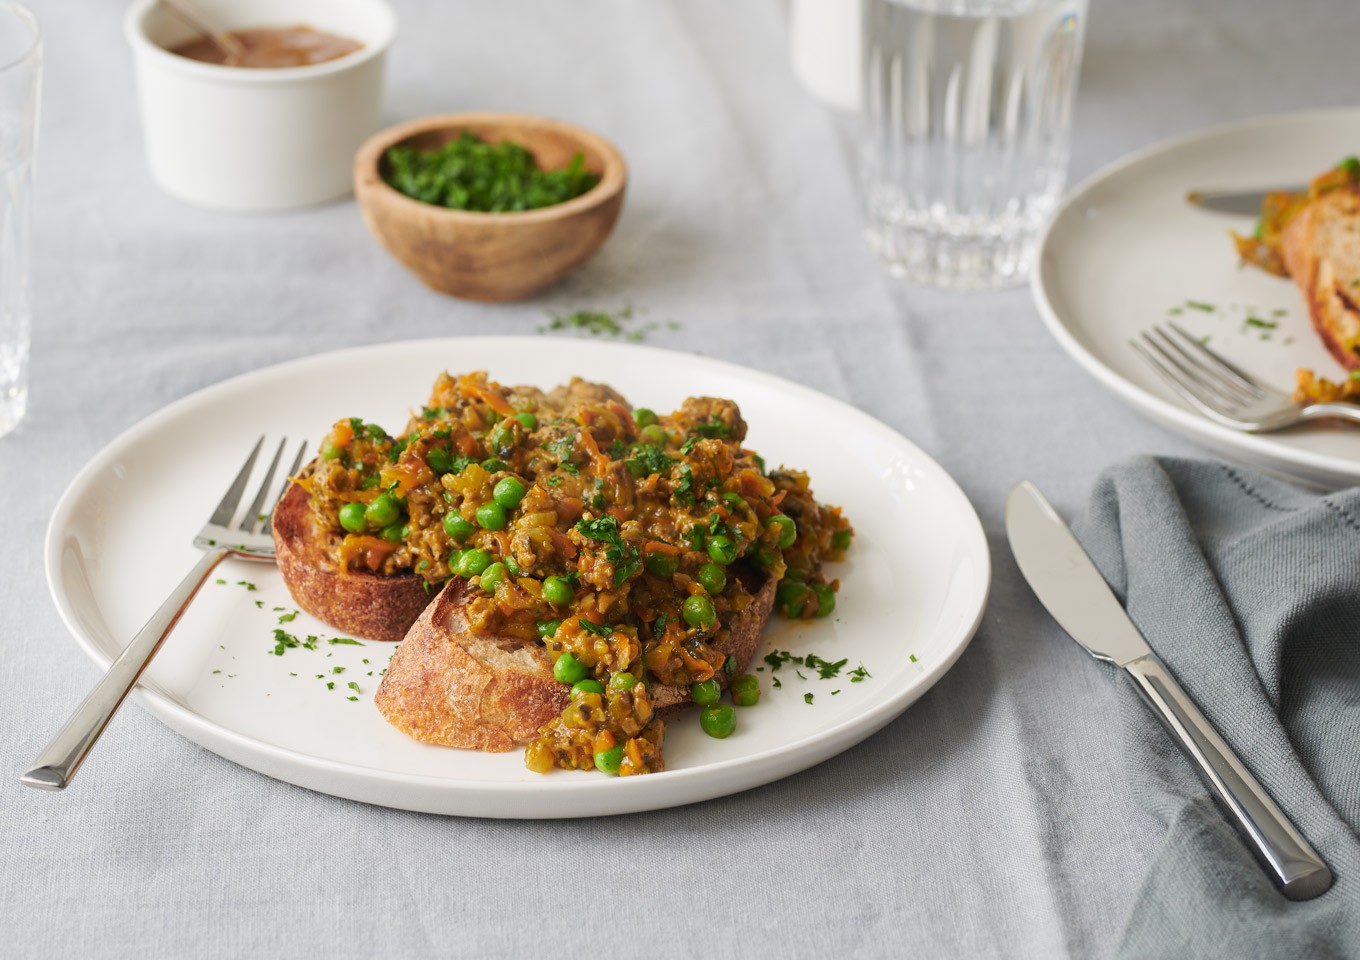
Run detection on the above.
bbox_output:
[375,573,778,752]
[1281,185,1360,371]
[272,479,432,643]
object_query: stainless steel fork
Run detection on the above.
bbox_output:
[1131,323,1360,431]
[21,436,307,791]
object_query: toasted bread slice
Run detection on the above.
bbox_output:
[272,480,432,643]
[375,573,779,752]
[1281,185,1360,371]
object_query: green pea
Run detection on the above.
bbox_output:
[730,674,760,707]
[751,547,779,569]
[481,458,507,473]
[553,652,587,684]
[682,594,716,628]
[479,562,509,593]
[700,704,736,739]
[443,513,474,541]
[504,556,522,577]
[515,411,538,431]
[706,535,738,565]
[696,563,726,596]
[644,552,678,578]
[320,439,344,461]
[832,529,853,551]
[488,425,515,455]
[691,678,721,705]
[811,583,836,618]
[768,514,797,550]
[641,424,668,446]
[570,679,604,699]
[609,671,637,692]
[380,523,405,544]
[543,576,574,607]
[776,580,810,618]
[457,549,492,577]
[365,492,401,528]
[493,476,527,510]
[721,492,745,509]
[633,407,658,428]
[425,447,454,475]
[594,743,625,775]
[476,501,508,531]
[338,502,368,534]
[535,619,562,639]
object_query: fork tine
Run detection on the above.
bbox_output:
[208,435,264,528]
[1164,322,1270,398]
[1137,331,1246,409]
[262,441,308,528]
[239,438,288,534]
[1149,327,1259,404]
[1131,337,1237,421]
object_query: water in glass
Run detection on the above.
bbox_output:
[860,0,1086,290]
[0,2,39,439]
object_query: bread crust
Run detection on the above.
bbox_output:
[272,480,432,643]
[1281,186,1360,371]
[374,572,779,750]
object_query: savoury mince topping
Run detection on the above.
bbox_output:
[299,371,852,775]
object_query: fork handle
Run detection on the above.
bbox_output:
[20,547,230,791]
[1302,402,1360,425]
[1122,653,1332,900]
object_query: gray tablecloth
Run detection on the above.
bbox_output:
[3,1,1356,957]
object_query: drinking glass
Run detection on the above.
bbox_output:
[860,0,1086,290]
[0,1,39,438]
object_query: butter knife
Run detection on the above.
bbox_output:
[1005,480,1332,901]
[1185,185,1305,216]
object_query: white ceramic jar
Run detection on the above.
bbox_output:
[124,0,397,211]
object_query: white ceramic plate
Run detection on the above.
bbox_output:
[1032,107,1360,488]
[46,337,989,818]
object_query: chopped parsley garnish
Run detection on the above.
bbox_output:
[692,416,732,439]
[1243,316,1277,330]
[673,464,696,506]
[236,581,256,591]
[277,610,298,624]
[575,514,642,586]
[679,436,698,456]
[384,132,600,212]
[849,664,872,683]
[545,475,564,487]
[347,681,360,693]
[578,618,613,638]
[804,693,814,705]
[628,444,674,477]
[1185,300,1216,312]
[652,612,671,639]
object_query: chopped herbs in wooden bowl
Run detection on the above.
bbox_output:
[354,113,627,300]
[383,132,600,212]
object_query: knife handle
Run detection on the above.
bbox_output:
[1123,654,1332,900]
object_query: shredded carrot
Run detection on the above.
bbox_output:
[677,647,715,682]
[332,420,354,448]
[577,429,610,474]
[338,535,397,574]
[290,475,314,494]
[644,540,681,555]
[457,374,513,416]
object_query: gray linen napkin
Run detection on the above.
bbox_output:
[1071,456,1360,958]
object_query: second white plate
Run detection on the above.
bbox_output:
[46,337,990,817]
[1032,106,1360,488]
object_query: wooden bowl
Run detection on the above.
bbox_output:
[354,112,627,302]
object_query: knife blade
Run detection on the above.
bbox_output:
[1185,185,1305,216]
[1004,480,1333,901]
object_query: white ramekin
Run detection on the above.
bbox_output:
[124,0,397,211]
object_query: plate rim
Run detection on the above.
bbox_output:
[1030,105,1360,485]
[44,336,992,816]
